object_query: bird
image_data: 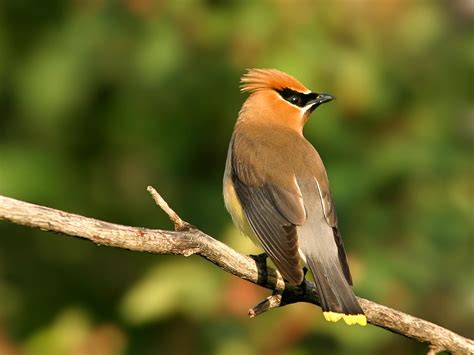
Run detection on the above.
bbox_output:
[223,68,366,326]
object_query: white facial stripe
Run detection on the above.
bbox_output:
[274,89,317,117]
[286,86,311,94]
[303,104,315,113]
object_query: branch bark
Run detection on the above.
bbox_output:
[0,190,472,354]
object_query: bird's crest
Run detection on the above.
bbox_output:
[240,68,309,94]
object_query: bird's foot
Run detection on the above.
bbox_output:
[299,268,309,295]
[250,252,269,285]
[250,252,268,264]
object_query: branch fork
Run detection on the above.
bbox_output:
[147,186,195,232]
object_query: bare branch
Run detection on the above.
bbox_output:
[0,192,472,354]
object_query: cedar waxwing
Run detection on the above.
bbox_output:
[223,68,366,326]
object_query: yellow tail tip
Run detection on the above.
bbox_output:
[323,312,367,326]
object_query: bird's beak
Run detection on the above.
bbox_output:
[313,93,334,105]
[307,93,335,112]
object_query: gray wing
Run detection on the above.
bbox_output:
[296,176,359,313]
[301,177,353,285]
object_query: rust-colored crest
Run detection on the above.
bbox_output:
[240,68,309,93]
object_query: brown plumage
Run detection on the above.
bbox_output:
[224,69,366,325]
[240,68,309,93]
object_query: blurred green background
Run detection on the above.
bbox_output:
[0,0,472,354]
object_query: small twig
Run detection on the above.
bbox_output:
[249,293,283,318]
[147,186,193,231]
[249,280,313,318]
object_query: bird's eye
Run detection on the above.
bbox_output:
[277,88,307,107]
[289,95,302,106]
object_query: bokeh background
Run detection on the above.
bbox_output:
[0,0,473,354]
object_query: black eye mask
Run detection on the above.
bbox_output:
[276,88,317,108]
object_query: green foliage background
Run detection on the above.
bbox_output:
[0,1,472,354]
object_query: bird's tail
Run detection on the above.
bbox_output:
[306,257,366,326]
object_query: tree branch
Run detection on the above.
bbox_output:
[0,190,472,354]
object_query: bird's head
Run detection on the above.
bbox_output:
[239,68,334,132]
